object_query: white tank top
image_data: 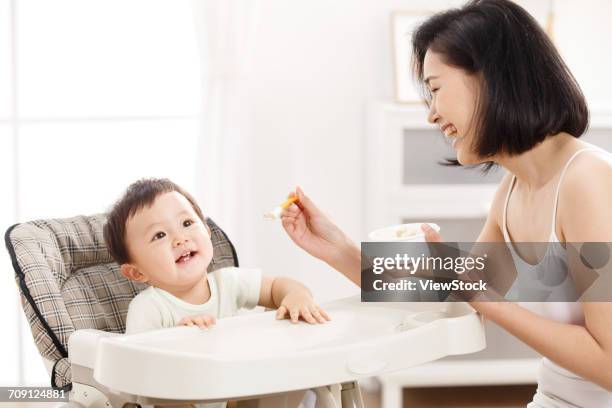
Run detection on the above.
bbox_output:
[502,146,612,407]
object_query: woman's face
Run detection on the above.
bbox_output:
[423,50,483,165]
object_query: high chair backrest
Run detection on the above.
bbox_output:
[4,214,238,390]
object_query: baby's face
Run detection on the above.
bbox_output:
[123,191,213,293]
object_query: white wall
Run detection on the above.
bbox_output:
[554,0,612,111]
[244,0,612,302]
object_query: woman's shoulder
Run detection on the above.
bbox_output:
[559,146,612,241]
[562,146,612,192]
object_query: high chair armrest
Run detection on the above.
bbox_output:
[69,329,121,369]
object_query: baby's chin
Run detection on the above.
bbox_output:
[175,260,210,277]
[163,266,209,289]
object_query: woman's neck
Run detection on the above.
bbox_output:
[495,133,582,192]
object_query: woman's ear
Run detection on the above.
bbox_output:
[120,263,148,283]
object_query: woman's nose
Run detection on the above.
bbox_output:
[427,102,440,124]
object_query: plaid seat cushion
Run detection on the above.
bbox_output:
[5,214,238,389]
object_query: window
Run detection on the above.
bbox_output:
[17,0,201,117]
[0,1,10,118]
[0,126,19,386]
[2,0,202,385]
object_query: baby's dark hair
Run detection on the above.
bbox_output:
[103,178,205,265]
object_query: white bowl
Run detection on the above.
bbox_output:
[368,222,441,242]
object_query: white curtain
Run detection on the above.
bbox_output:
[192,0,258,264]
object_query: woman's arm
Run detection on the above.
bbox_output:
[327,241,361,286]
[474,301,612,390]
[283,174,512,287]
[471,160,612,390]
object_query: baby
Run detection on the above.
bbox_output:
[103,178,329,408]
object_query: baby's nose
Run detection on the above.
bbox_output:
[173,236,188,247]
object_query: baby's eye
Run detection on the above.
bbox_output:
[183,219,195,227]
[152,231,166,241]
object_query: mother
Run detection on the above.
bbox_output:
[281,0,612,406]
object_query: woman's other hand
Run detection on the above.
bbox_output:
[421,223,443,243]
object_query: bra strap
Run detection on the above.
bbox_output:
[502,174,517,243]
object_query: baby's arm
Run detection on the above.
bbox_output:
[258,276,330,324]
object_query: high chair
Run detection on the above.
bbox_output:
[5,214,486,408]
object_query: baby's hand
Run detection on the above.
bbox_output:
[276,290,331,324]
[178,314,216,329]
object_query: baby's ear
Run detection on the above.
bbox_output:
[120,263,148,283]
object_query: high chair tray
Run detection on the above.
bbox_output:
[88,296,485,400]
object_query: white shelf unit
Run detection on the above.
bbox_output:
[377,359,541,408]
[364,101,612,407]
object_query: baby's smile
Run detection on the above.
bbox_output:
[175,249,199,265]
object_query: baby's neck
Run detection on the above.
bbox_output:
[161,275,211,305]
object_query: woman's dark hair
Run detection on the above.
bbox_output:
[411,0,589,170]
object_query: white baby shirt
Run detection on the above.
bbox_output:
[124,266,262,408]
[125,266,262,334]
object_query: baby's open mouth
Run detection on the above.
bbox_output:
[175,250,198,263]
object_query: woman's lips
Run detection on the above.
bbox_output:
[442,124,457,136]
[441,124,462,148]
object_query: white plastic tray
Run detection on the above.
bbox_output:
[87,296,485,400]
